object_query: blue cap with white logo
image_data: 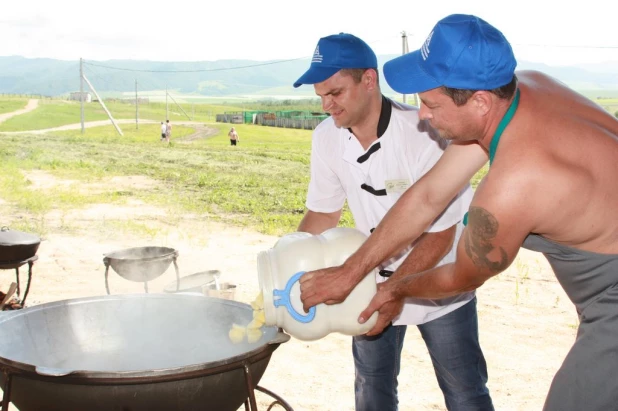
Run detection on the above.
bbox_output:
[384,14,517,94]
[293,33,378,88]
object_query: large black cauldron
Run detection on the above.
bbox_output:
[0,227,40,263]
[0,294,289,411]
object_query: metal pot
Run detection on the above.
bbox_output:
[103,246,177,282]
[164,270,219,294]
[0,227,41,263]
[0,294,289,411]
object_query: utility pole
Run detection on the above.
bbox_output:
[135,79,139,130]
[82,74,123,136]
[401,31,409,104]
[165,86,168,121]
[80,58,85,134]
[167,92,192,121]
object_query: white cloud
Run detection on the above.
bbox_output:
[1,0,616,65]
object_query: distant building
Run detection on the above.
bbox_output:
[69,92,92,102]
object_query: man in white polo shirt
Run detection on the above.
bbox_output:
[294,33,494,411]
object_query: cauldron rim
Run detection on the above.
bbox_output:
[103,246,177,262]
[0,294,289,381]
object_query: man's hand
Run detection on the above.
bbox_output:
[358,281,404,336]
[299,265,357,313]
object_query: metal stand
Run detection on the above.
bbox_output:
[1,371,11,411]
[0,255,37,307]
[103,254,180,295]
[249,386,294,411]
[242,361,293,411]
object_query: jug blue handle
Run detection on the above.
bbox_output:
[272,271,316,323]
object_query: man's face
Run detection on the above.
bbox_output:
[418,88,480,141]
[314,70,372,129]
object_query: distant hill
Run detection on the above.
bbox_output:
[0,55,617,98]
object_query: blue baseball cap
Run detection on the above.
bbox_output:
[384,14,517,94]
[293,33,377,88]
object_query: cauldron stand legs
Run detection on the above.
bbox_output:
[242,361,294,411]
[104,261,111,295]
[0,256,37,307]
[253,386,294,410]
[173,257,180,292]
[1,371,11,411]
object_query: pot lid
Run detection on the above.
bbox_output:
[0,227,41,246]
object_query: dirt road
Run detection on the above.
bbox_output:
[0,99,39,123]
[0,112,218,141]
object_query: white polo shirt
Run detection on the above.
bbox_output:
[306,97,474,325]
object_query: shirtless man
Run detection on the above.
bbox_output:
[228,127,239,146]
[160,121,167,141]
[165,120,172,142]
[299,14,618,411]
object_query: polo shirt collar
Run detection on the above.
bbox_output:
[343,95,392,168]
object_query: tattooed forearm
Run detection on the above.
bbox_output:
[464,206,509,273]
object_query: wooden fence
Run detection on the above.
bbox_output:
[0,93,56,100]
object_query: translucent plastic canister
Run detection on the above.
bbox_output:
[257,227,378,341]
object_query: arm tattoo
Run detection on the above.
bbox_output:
[464,206,509,273]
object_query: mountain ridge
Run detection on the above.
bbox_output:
[1,55,617,98]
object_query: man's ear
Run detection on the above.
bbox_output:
[364,69,378,91]
[471,91,492,116]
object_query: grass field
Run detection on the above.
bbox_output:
[594,98,618,116]
[0,121,319,235]
[0,99,239,131]
[0,97,490,236]
[0,97,28,115]
[0,98,325,132]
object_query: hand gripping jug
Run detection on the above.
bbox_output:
[257,227,378,341]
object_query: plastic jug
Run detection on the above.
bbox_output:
[257,227,378,341]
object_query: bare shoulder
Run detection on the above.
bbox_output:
[473,162,546,231]
[517,70,570,92]
[517,70,553,83]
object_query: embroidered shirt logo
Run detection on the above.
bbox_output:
[421,30,434,60]
[312,45,323,63]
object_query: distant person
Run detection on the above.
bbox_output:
[160,122,167,142]
[165,120,172,142]
[228,127,239,146]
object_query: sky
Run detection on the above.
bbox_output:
[1,0,616,67]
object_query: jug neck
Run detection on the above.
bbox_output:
[257,250,277,326]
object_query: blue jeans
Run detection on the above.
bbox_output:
[353,298,493,411]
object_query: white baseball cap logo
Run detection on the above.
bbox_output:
[421,30,434,60]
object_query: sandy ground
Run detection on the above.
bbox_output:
[0,169,579,411]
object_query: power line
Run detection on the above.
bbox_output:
[83,57,308,73]
[512,43,618,49]
[396,30,617,50]
[83,65,113,87]
[82,38,615,76]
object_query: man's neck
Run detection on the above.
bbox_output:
[478,92,517,151]
[350,94,384,150]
